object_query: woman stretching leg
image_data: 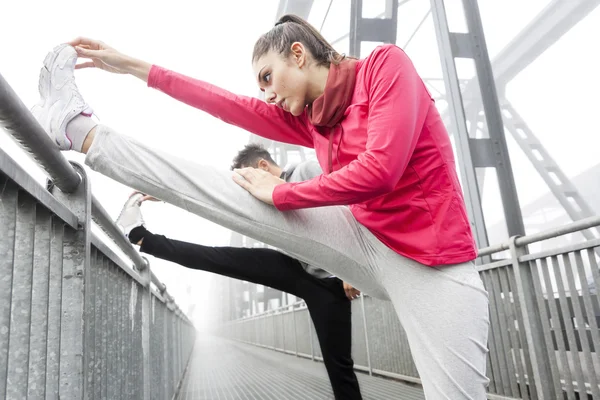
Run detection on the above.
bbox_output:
[32,15,490,399]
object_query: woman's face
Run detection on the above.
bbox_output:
[253,48,309,116]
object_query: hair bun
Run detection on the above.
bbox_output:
[276,14,300,26]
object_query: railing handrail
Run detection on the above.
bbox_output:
[230,300,308,322]
[0,72,81,192]
[515,214,600,246]
[478,215,600,257]
[151,271,167,293]
[0,71,176,311]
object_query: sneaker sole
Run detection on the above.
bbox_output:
[31,44,79,149]
[34,44,71,105]
[43,43,71,72]
[115,193,146,235]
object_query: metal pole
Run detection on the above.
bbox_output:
[271,310,276,350]
[360,294,373,375]
[516,215,600,247]
[508,237,553,399]
[0,73,81,192]
[49,162,91,398]
[461,0,525,237]
[292,306,298,356]
[308,311,314,361]
[151,272,167,293]
[140,259,151,400]
[429,0,490,254]
[281,311,286,353]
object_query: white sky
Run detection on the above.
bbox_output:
[1,0,599,323]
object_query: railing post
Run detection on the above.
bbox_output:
[508,236,554,399]
[48,162,91,400]
[360,294,373,375]
[139,257,151,400]
[292,305,298,356]
[253,315,257,345]
[308,309,315,361]
[281,311,286,353]
[271,310,276,350]
[161,291,170,398]
[165,296,177,395]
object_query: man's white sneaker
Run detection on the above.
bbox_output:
[31,44,92,150]
[116,193,146,238]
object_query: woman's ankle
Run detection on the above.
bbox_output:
[81,126,97,154]
[67,113,98,153]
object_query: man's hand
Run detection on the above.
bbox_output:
[343,282,361,300]
[129,191,161,204]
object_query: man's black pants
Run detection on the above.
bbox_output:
[138,229,362,400]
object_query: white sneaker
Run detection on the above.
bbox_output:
[31,44,92,150]
[116,193,145,238]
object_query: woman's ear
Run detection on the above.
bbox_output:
[290,42,306,68]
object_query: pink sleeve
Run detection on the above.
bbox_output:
[272,45,431,210]
[147,65,314,148]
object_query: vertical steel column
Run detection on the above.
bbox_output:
[350,0,398,58]
[462,0,524,237]
[430,0,525,250]
[430,0,490,253]
[49,162,91,399]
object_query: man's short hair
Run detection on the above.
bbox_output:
[230,144,278,170]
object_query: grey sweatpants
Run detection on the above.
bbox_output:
[86,125,490,399]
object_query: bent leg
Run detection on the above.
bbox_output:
[373,237,490,399]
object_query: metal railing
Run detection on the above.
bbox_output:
[218,218,600,399]
[0,72,195,399]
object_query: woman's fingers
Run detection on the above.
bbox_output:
[232,168,279,205]
[232,173,252,191]
[75,61,95,70]
[74,46,102,59]
[68,36,103,49]
[233,167,259,183]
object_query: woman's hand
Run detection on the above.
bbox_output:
[68,37,152,81]
[233,168,286,205]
